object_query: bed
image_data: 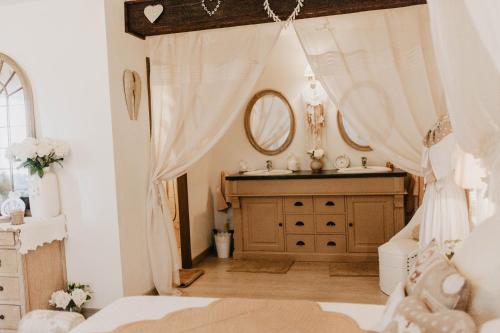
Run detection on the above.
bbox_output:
[70,296,384,333]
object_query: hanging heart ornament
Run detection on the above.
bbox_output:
[144,4,164,23]
[264,0,304,26]
[202,0,222,16]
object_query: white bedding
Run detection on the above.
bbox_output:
[70,296,384,333]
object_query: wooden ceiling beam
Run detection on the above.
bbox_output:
[125,0,427,39]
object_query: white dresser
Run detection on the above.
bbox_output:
[0,216,67,332]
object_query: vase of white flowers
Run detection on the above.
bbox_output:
[307,148,325,173]
[49,282,92,313]
[6,138,69,218]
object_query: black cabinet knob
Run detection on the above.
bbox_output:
[327,241,337,247]
[326,221,336,227]
[325,201,335,206]
[0,315,5,320]
[294,202,304,207]
[296,241,305,246]
[278,223,283,227]
[0,286,3,292]
[295,221,305,226]
[349,223,354,227]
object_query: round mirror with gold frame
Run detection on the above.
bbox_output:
[245,90,295,156]
[337,111,372,152]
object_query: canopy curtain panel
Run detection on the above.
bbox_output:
[146,24,281,294]
[427,0,500,206]
[293,5,444,176]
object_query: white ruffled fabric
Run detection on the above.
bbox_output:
[0,215,67,254]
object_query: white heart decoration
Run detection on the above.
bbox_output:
[144,4,164,24]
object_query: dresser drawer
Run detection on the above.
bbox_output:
[0,232,15,247]
[286,235,315,253]
[315,235,347,253]
[285,215,314,234]
[0,277,20,302]
[314,196,345,214]
[0,305,21,330]
[0,250,18,275]
[315,215,346,234]
[284,197,313,214]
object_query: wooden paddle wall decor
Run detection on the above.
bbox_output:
[125,0,427,39]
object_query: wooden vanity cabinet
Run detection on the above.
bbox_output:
[227,172,406,263]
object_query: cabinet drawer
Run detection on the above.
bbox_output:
[0,277,20,302]
[315,235,347,253]
[285,215,314,234]
[284,197,313,214]
[0,305,21,330]
[286,235,315,253]
[314,196,345,214]
[315,215,346,234]
[0,250,18,275]
[0,232,15,247]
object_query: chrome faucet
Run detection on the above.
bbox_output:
[266,160,273,172]
[361,157,368,168]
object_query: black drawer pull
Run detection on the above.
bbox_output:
[0,286,3,292]
[326,221,336,227]
[325,201,336,206]
[327,241,337,247]
[349,223,354,227]
[279,223,283,227]
[296,241,306,246]
[0,315,4,320]
[295,221,305,226]
[294,202,304,207]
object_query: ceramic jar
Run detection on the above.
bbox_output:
[29,168,61,218]
[310,159,323,173]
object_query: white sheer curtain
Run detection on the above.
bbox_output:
[294,5,444,175]
[427,0,500,204]
[146,24,281,294]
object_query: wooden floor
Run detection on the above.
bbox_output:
[181,256,388,305]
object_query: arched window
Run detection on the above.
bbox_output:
[0,53,35,204]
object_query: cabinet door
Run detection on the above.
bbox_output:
[241,197,285,252]
[347,196,394,253]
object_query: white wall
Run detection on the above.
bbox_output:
[0,0,123,307]
[103,0,154,297]
[187,28,386,253]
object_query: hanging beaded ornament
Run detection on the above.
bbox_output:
[263,0,305,27]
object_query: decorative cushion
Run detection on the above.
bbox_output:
[479,319,500,333]
[382,296,477,333]
[374,282,406,332]
[18,310,85,333]
[453,217,500,325]
[411,224,420,241]
[413,260,470,311]
[406,240,445,295]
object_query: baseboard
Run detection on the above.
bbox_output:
[192,246,214,267]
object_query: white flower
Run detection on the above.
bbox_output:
[70,288,88,308]
[53,141,70,157]
[36,142,53,157]
[313,149,325,159]
[49,290,72,310]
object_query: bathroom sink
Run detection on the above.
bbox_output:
[243,169,294,176]
[337,166,392,174]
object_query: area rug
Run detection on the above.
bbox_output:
[227,259,294,274]
[179,269,205,288]
[108,298,371,333]
[329,262,379,277]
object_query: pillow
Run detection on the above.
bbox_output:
[406,240,445,294]
[411,224,420,241]
[480,319,500,333]
[413,260,470,311]
[382,296,477,333]
[374,282,406,332]
[453,217,500,325]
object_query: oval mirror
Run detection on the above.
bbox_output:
[245,90,295,155]
[337,111,372,152]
